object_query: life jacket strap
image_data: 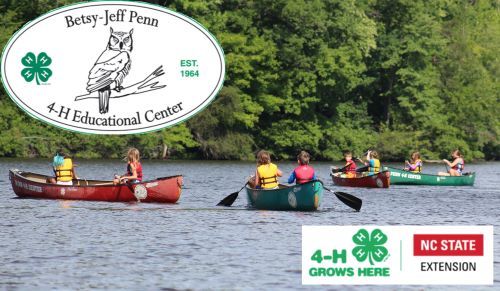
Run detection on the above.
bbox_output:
[55,168,73,178]
[260,175,277,185]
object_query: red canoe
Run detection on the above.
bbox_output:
[9,169,182,203]
[330,170,390,188]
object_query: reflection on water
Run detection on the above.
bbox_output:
[0,159,499,289]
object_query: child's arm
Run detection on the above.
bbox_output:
[407,163,417,171]
[342,161,352,172]
[276,168,283,177]
[254,170,260,186]
[287,171,296,184]
[120,164,138,182]
[447,158,460,167]
[72,166,79,179]
[443,159,453,167]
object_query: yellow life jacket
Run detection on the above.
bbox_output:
[410,159,423,173]
[257,163,278,189]
[369,159,380,174]
[55,158,73,182]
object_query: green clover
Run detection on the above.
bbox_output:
[21,52,52,85]
[352,228,389,265]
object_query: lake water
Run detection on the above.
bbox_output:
[0,159,498,290]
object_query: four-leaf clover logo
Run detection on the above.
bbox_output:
[352,228,389,265]
[21,52,52,85]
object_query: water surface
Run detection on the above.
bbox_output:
[0,159,498,289]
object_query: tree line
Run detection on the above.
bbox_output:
[0,0,498,161]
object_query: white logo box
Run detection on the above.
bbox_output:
[302,225,493,285]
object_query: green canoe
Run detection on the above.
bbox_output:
[245,180,324,211]
[385,167,476,186]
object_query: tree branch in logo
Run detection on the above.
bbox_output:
[352,228,388,265]
[21,52,52,85]
[75,66,165,101]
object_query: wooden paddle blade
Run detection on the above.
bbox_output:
[334,191,362,212]
[217,192,239,207]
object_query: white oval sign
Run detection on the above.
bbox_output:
[1,1,225,134]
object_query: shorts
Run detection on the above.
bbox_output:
[56,180,73,185]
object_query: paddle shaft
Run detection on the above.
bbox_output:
[216,182,248,206]
[424,159,443,163]
[235,183,248,195]
[333,161,366,173]
[331,164,349,173]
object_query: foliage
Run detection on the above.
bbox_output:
[0,0,498,161]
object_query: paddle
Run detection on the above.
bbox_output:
[355,166,369,173]
[217,182,248,207]
[332,157,364,174]
[330,164,349,174]
[424,159,443,163]
[321,184,362,212]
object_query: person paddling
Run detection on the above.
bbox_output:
[114,148,143,185]
[438,149,464,176]
[362,150,381,174]
[341,151,357,177]
[288,151,317,184]
[254,150,282,189]
[48,150,78,185]
[405,151,423,173]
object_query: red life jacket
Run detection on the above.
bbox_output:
[343,161,357,173]
[127,161,143,181]
[294,165,315,184]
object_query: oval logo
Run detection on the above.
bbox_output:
[1,1,225,134]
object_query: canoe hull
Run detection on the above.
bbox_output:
[245,180,323,211]
[331,171,390,188]
[9,169,182,203]
[385,167,475,186]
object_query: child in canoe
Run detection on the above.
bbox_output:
[363,150,381,174]
[114,148,143,184]
[288,151,317,184]
[405,151,423,173]
[48,150,78,185]
[439,149,464,176]
[254,150,282,189]
[330,151,357,178]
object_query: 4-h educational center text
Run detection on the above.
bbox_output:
[302,226,493,285]
[46,102,184,127]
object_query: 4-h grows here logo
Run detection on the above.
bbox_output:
[21,52,52,85]
[352,228,389,265]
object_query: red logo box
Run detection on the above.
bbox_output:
[413,234,483,256]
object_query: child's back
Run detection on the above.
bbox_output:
[288,151,316,184]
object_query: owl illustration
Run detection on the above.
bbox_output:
[86,28,133,114]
